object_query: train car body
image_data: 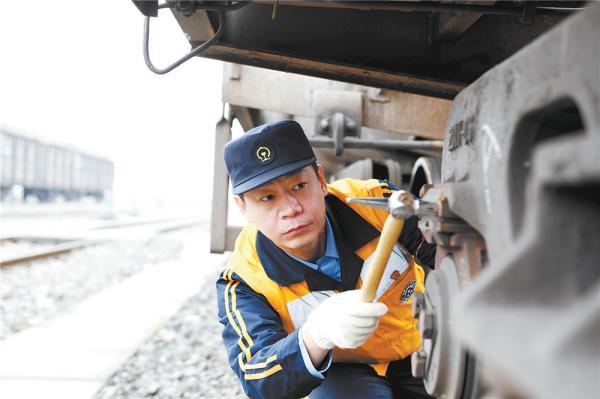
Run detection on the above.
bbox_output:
[0,128,114,202]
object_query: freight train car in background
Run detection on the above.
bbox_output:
[131,1,599,398]
[0,128,114,203]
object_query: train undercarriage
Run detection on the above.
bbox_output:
[132,1,599,397]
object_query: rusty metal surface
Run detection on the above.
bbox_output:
[222,63,452,140]
[200,44,465,99]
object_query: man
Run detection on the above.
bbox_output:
[217,120,435,398]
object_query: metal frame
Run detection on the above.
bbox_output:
[433,4,599,398]
[210,117,232,253]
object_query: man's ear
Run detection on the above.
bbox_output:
[316,164,328,195]
[234,195,251,222]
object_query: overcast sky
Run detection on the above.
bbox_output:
[1,0,224,211]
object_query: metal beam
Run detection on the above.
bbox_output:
[202,44,464,99]
[230,105,255,131]
[210,117,232,253]
[226,226,242,252]
[222,63,452,140]
[309,137,444,151]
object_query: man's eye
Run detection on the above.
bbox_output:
[293,182,307,190]
[260,194,275,202]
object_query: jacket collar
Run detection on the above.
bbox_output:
[255,193,381,290]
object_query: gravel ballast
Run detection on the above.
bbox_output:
[94,278,246,399]
[0,228,196,340]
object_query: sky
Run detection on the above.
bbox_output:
[0,0,225,212]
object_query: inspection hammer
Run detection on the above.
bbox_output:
[347,190,435,302]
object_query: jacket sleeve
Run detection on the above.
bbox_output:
[216,270,327,399]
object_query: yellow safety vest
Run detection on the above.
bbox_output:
[225,178,425,376]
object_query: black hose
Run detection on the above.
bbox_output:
[143,10,225,74]
[143,1,252,75]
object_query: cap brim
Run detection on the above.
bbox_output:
[232,157,316,195]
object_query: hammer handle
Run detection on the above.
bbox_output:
[359,215,404,302]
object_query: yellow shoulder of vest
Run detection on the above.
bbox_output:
[227,224,261,275]
[327,178,392,230]
[225,224,283,304]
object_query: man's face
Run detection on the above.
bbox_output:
[235,164,329,261]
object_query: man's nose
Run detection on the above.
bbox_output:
[280,193,302,217]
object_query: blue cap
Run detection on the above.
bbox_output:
[224,120,316,195]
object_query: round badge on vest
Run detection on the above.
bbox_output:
[400,280,416,303]
[253,143,275,165]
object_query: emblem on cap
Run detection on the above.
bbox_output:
[254,144,275,165]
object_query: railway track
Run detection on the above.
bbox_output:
[0,216,205,268]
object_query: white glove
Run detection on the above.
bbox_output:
[301,290,388,350]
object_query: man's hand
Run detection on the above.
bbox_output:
[301,290,388,350]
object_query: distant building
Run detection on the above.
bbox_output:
[0,128,113,202]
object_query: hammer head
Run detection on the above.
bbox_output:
[347,190,416,219]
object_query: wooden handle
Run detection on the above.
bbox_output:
[359,215,404,302]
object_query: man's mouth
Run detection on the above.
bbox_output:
[284,223,310,236]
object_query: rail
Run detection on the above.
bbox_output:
[0,217,205,268]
